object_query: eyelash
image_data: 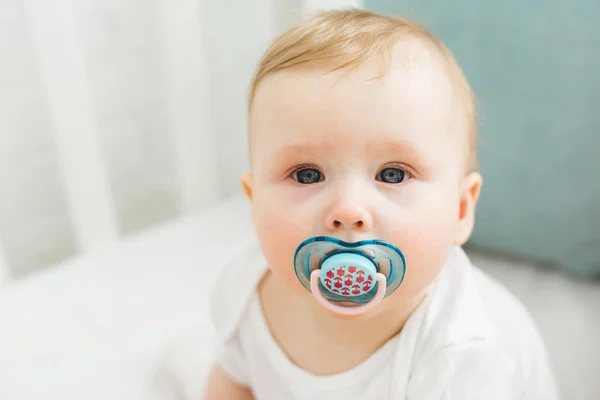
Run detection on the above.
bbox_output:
[288,164,319,176]
[377,163,413,180]
[287,164,413,182]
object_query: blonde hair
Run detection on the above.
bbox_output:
[248,9,478,171]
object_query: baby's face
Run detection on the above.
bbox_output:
[246,45,479,316]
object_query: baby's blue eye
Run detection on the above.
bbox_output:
[378,168,406,184]
[294,168,323,184]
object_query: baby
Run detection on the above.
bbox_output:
[204,9,559,400]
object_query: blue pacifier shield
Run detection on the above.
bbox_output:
[294,236,406,305]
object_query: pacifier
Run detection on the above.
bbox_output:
[293,236,406,316]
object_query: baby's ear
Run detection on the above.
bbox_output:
[240,172,254,200]
[454,172,483,246]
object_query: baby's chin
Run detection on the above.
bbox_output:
[314,300,388,321]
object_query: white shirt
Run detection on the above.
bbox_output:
[209,239,559,399]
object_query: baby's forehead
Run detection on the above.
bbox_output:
[253,37,462,119]
[252,43,459,133]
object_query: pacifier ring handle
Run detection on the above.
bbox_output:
[310,270,387,316]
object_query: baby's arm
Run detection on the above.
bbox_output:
[204,363,254,400]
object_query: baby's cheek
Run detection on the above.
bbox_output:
[388,204,456,299]
[253,200,310,293]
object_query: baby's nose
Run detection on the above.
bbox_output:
[326,203,373,232]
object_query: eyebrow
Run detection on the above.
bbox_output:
[271,143,336,163]
[366,139,423,157]
[269,138,424,166]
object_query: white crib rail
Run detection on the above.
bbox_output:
[22,0,119,252]
[160,0,218,212]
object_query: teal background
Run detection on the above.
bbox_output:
[364,0,600,277]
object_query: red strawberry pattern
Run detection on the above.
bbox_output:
[322,265,375,297]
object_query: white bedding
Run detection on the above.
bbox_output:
[0,197,598,399]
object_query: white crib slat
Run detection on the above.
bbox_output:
[159,0,218,213]
[22,0,119,250]
[0,240,9,287]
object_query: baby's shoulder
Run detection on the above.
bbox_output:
[208,237,268,341]
[410,248,558,398]
[426,247,545,350]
